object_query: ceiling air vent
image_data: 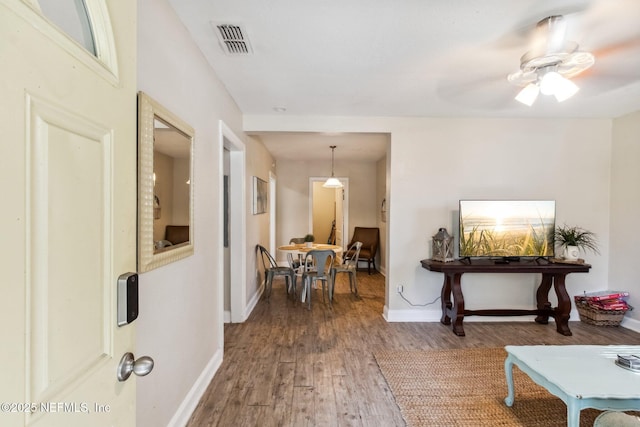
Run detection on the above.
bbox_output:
[214,23,253,55]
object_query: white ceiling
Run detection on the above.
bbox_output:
[167,0,640,161]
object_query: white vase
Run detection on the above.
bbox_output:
[305,242,313,248]
[564,245,580,261]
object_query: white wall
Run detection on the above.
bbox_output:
[385,118,612,321]
[245,136,277,304]
[245,115,614,322]
[610,110,640,324]
[275,158,379,262]
[136,0,271,425]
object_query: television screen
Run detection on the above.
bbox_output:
[459,200,555,258]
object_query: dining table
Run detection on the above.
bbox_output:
[277,243,343,262]
[277,243,344,302]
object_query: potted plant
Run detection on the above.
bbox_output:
[304,234,315,248]
[554,224,599,260]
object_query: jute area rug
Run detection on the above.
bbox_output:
[374,347,606,427]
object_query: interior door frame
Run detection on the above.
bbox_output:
[269,171,277,255]
[219,121,246,324]
[309,177,349,248]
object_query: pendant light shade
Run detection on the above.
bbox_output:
[323,145,343,188]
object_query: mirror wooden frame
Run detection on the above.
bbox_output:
[137,91,194,272]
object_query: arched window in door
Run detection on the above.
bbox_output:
[28,0,119,80]
[38,0,95,54]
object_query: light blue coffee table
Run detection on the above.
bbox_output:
[504,345,640,427]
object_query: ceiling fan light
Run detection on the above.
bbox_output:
[323,177,343,188]
[540,70,563,95]
[515,83,540,106]
[553,78,579,102]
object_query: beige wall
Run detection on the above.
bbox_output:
[246,136,277,303]
[376,154,388,274]
[153,151,174,241]
[610,110,640,324]
[136,0,272,425]
[245,114,618,322]
[386,118,613,320]
[312,181,335,243]
[275,158,380,262]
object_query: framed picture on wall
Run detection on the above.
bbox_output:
[253,176,267,215]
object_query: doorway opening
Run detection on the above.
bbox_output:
[309,177,349,248]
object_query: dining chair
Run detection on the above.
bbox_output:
[300,249,335,310]
[287,237,306,271]
[256,244,295,300]
[331,241,362,296]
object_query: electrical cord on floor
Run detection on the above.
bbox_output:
[398,290,441,307]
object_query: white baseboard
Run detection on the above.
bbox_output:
[167,348,223,427]
[243,282,263,321]
[224,282,264,324]
[384,306,441,322]
[621,316,640,333]
[382,307,627,326]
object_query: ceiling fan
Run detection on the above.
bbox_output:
[507,15,595,106]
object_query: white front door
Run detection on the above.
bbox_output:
[0,1,137,426]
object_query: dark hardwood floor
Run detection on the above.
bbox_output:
[186,271,640,427]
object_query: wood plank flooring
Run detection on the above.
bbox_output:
[186,271,640,427]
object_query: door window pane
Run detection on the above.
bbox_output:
[38,0,96,55]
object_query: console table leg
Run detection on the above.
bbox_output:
[553,274,573,336]
[504,355,516,407]
[535,274,553,325]
[451,273,465,336]
[440,274,452,325]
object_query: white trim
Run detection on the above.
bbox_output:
[382,307,619,325]
[620,316,640,333]
[167,348,223,427]
[243,281,264,321]
[219,121,247,324]
[84,0,119,76]
[269,171,277,255]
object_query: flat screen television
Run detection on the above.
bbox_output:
[458,200,555,259]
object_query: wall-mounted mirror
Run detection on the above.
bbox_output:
[138,92,194,272]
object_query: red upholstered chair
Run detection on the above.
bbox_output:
[347,227,380,274]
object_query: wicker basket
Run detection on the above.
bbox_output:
[575,302,627,326]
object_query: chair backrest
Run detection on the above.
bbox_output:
[344,241,362,267]
[286,238,305,268]
[256,244,277,270]
[303,249,335,277]
[350,227,380,256]
[165,225,189,245]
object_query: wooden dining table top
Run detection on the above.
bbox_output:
[277,243,343,254]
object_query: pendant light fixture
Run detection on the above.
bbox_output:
[323,145,343,188]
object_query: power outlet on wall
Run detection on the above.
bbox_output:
[397,284,404,293]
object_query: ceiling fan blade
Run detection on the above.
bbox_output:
[563,0,640,52]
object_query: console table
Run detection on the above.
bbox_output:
[420,258,591,337]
